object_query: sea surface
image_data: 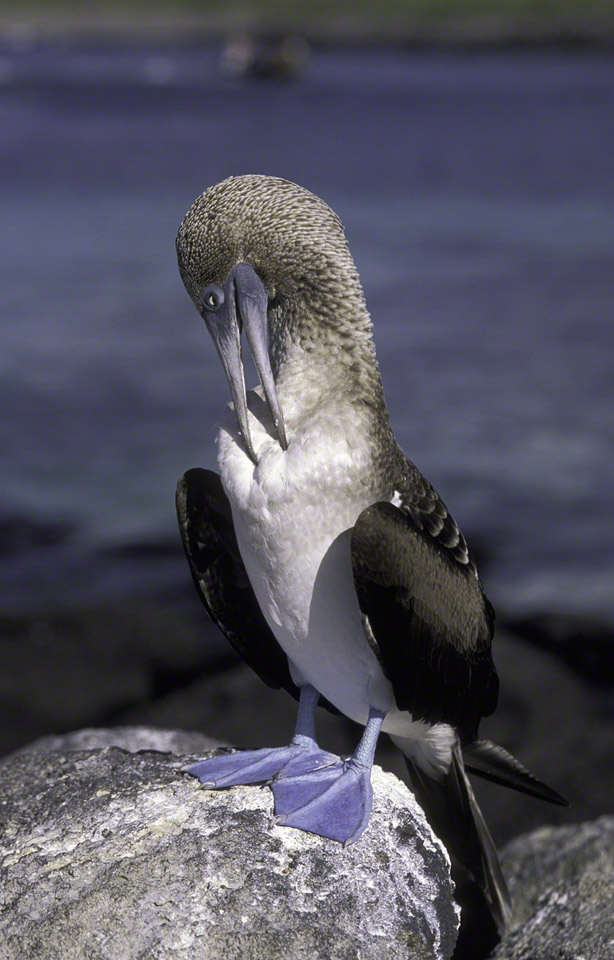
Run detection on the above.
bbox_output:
[1,42,613,620]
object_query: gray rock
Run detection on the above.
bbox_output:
[493,816,614,959]
[0,735,459,960]
[3,724,227,759]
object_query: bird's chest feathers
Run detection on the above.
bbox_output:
[216,389,376,638]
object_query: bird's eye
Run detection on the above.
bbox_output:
[201,285,224,312]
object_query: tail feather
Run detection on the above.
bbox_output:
[462,739,568,806]
[403,741,512,936]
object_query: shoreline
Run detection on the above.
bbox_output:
[2,5,614,49]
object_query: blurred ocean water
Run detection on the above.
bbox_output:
[1,43,613,619]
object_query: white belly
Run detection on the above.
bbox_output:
[216,393,391,723]
[215,391,455,768]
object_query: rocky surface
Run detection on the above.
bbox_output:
[0,733,459,960]
[2,609,611,854]
[494,816,614,959]
[3,609,611,852]
[3,724,227,759]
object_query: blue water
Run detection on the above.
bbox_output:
[1,43,613,619]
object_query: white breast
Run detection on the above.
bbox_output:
[215,388,453,767]
[216,389,392,720]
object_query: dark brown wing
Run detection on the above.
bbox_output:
[351,500,498,738]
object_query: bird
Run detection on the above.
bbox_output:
[175,174,566,939]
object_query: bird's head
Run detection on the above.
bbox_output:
[176,175,374,463]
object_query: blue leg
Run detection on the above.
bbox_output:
[272,706,385,845]
[185,684,338,788]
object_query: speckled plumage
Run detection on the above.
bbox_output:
[177,175,374,377]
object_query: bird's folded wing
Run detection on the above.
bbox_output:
[351,500,499,735]
[176,467,300,697]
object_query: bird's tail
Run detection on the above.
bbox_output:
[462,738,568,806]
[400,739,512,939]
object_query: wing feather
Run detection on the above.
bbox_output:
[399,463,473,567]
[351,500,498,736]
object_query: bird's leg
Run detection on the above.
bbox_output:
[185,683,337,789]
[272,706,386,845]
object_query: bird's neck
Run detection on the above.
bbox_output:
[270,301,389,432]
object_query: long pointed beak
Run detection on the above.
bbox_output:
[203,283,257,463]
[201,263,287,464]
[233,263,288,452]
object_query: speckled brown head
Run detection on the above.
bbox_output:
[177,175,365,311]
[176,175,379,462]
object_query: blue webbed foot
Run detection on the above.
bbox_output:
[185,736,338,789]
[272,758,374,845]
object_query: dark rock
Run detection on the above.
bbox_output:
[0,603,232,757]
[2,608,610,861]
[0,736,459,960]
[501,611,614,689]
[469,631,613,847]
[493,816,614,959]
[117,632,613,848]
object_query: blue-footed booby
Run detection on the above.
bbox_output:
[175,175,566,937]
